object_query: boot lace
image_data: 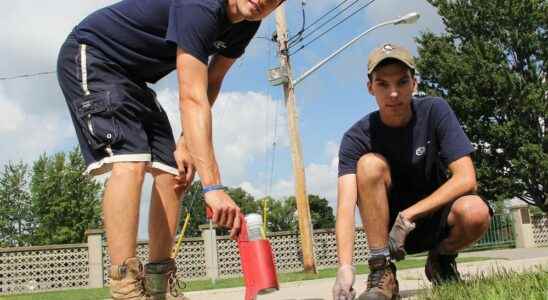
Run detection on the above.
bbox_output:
[167,271,187,297]
[367,268,386,290]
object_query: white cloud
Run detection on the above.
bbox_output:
[0,87,73,167]
[245,140,340,208]
[0,93,25,132]
[155,89,289,187]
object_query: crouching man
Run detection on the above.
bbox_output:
[332,44,492,300]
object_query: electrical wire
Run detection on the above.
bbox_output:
[289,0,377,56]
[0,71,56,81]
[300,0,352,33]
[287,0,307,44]
[289,0,364,48]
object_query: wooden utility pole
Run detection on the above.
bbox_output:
[274,6,317,273]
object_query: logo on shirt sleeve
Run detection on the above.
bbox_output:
[415,146,426,157]
[214,40,227,50]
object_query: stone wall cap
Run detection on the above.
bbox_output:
[85,229,105,236]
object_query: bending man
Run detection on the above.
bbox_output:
[57,0,284,299]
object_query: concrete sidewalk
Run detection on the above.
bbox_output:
[184,248,548,300]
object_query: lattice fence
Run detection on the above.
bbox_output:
[102,237,206,285]
[532,214,548,247]
[215,228,369,279]
[0,244,88,295]
[217,238,240,278]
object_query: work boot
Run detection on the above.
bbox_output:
[425,250,461,285]
[109,257,147,300]
[144,259,190,300]
[358,256,399,300]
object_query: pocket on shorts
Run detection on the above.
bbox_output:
[71,91,122,150]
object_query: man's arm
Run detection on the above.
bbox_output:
[401,155,477,222]
[207,54,236,105]
[176,48,241,238]
[176,48,219,185]
[336,174,357,266]
[173,54,235,187]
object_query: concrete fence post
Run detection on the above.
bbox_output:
[200,223,219,282]
[86,229,105,288]
[510,204,536,248]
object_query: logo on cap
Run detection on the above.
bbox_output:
[382,44,394,54]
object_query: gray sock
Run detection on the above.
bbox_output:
[368,246,390,260]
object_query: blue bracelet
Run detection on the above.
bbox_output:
[202,184,225,194]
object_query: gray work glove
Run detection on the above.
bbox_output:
[332,265,356,300]
[388,212,416,261]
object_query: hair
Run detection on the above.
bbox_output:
[367,58,415,82]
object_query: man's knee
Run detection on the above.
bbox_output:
[356,153,391,185]
[149,169,177,189]
[111,162,147,183]
[450,195,491,231]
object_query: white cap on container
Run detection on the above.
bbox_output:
[245,213,263,226]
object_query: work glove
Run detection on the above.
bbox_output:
[332,265,356,300]
[388,212,416,261]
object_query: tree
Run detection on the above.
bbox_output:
[267,197,297,232]
[308,195,335,229]
[30,148,102,245]
[416,0,547,211]
[0,162,33,247]
[266,194,335,232]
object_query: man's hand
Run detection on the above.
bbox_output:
[388,212,416,261]
[332,265,356,300]
[173,140,195,192]
[204,190,242,239]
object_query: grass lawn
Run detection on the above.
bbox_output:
[2,256,489,300]
[418,267,548,300]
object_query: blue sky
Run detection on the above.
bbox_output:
[0,0,444,239]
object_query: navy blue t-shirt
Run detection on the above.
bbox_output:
[73,0,260,83]
[338,97,474,207]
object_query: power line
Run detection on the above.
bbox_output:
[0,71,56,81]
[287,0,308,44]
[289,0,364,48]
[303,0,352,32]
[289,0,377,56]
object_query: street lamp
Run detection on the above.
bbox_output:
[268,12,421,87]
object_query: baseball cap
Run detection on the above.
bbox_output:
[367,43,416,75]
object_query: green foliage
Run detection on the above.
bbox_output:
[177,185,336,237]
[309,195,335,229]
[416,0,547,211]
[266,195,335,232]
[267,196,297,232]
[419,268,548,300]
[178,183,264,237]
[0,162,33,247]
[29,148,102,245]
[0,149,102,246]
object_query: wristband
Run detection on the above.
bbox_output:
[202,184,225,194]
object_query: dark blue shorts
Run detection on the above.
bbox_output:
[57,32,178,176]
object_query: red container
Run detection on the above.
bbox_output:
[206,207,279,300]
[238,221,279,300]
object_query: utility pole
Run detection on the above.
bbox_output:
[274,6,317,273]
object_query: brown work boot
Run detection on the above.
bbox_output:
[358,256,399,300]
[144,259,189,300]
[109,257,147,300]
[425,249,461,285]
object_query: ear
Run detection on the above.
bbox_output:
[367,80,374,96]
